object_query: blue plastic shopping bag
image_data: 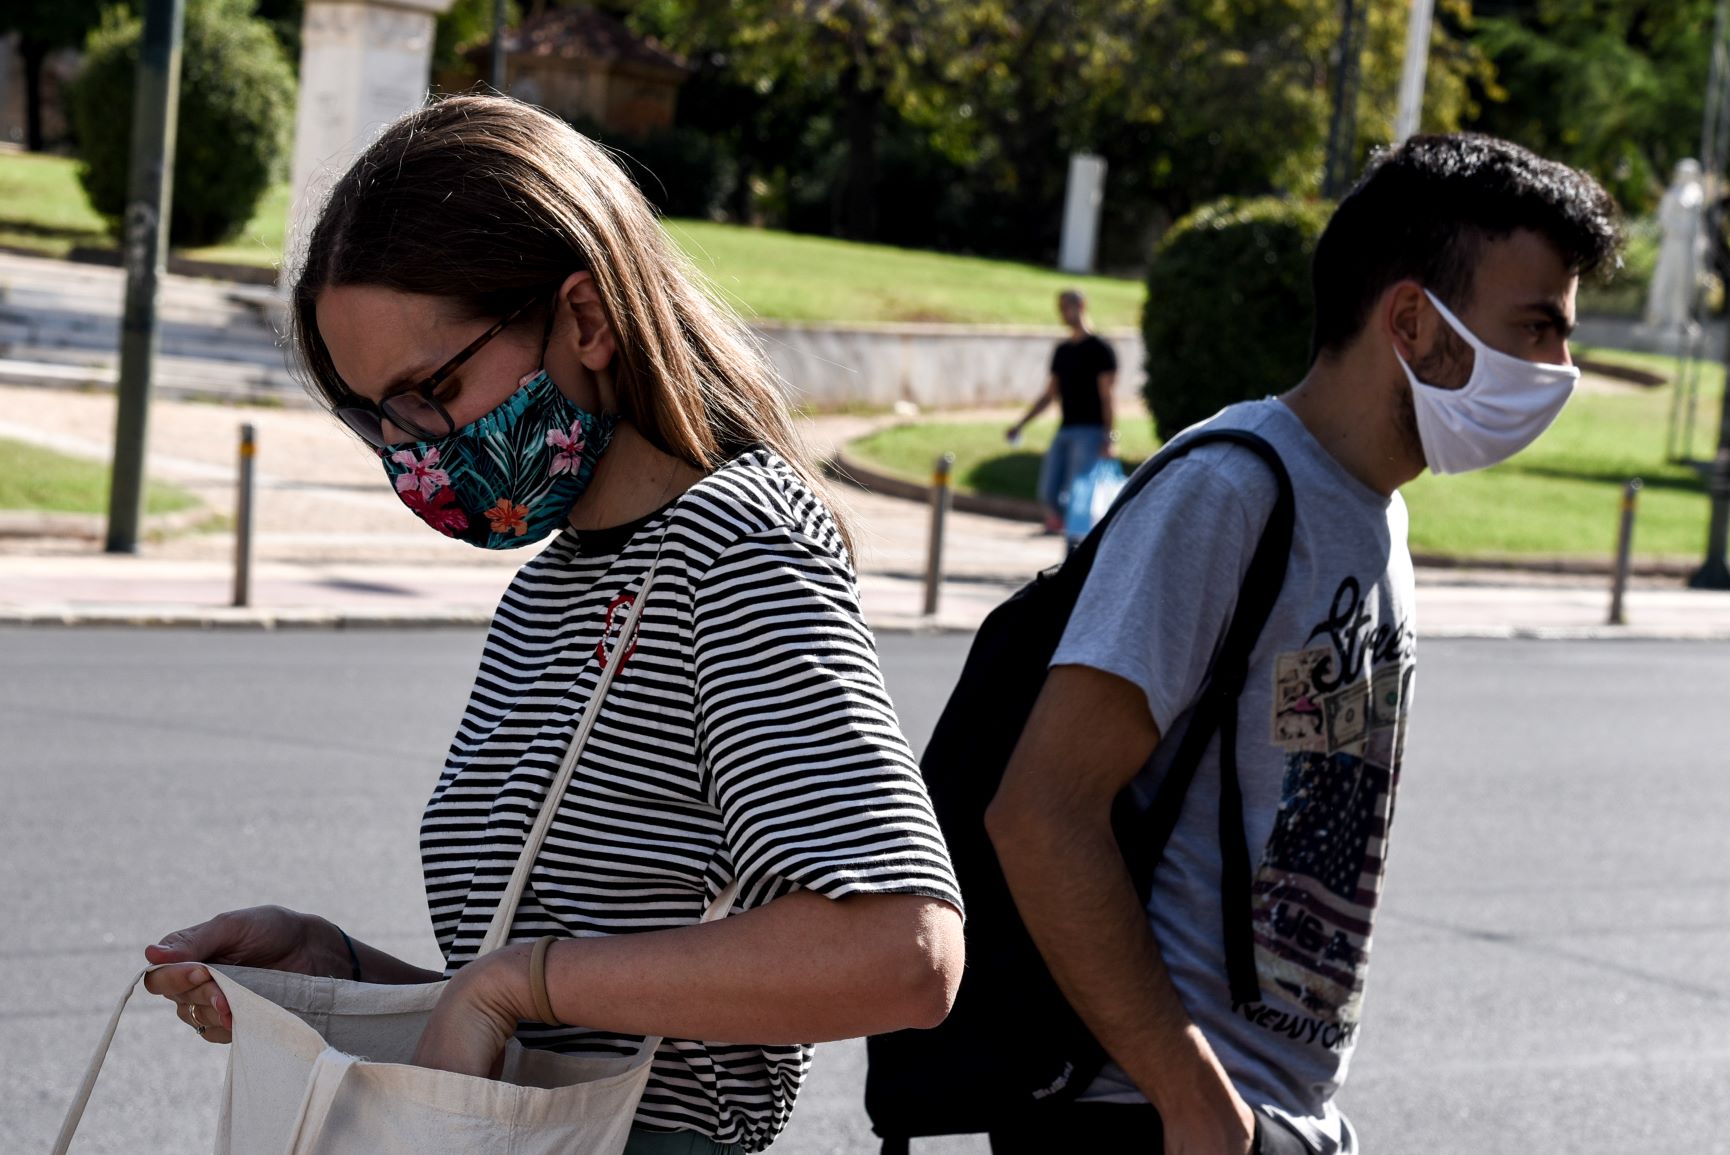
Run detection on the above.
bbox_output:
[1064,457,1127,541]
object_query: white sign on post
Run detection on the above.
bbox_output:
[1058,153,1107,275]
[285,0,454,271]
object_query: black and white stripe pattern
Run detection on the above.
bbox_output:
[420,448,962,1151]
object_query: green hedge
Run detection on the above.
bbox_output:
[73,0,295,249]
[1141,196,1333,440]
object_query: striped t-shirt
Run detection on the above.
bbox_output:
[420,446,962,1151]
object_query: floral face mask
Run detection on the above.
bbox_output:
[379,370,618,549]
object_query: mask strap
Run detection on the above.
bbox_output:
[1421,289,1485,354]
[539,288,559,360]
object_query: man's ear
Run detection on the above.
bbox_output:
[1383,280,1431,362]
[555,271,616,373]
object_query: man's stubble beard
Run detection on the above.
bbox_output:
[1394,322,1474,469]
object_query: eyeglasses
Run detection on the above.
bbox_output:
[333,295,543,448]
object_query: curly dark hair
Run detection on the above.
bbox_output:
[1310,133,1622,359]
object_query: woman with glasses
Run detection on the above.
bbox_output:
[137,95,964,1154]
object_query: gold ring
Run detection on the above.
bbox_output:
[188,1004,207,1035]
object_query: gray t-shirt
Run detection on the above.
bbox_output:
[1053,398,1417,1153]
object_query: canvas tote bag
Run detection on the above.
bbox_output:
[54,555,735,1155]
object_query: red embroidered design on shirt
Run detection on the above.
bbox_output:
[596,593,641,669]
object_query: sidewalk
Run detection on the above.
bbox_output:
[6,381,1730,636]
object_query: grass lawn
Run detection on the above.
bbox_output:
[0,150,287,268]
[0,150,110,257]
[665,219,1144,327]
[0,150,1145,326]
[850,418,1162,503]
[0,437,199,515]
[848,362,1723,561]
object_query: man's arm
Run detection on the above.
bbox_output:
[986,664,1254,1155]
[1008,374,1059,439]
[1098,369,1118,456]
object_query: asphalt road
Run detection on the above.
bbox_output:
[2,630,1727,1154]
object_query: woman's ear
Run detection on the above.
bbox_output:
[555,271,616,373]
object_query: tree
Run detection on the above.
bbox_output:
[1465,0,1714,213]
[631,0,1490,261]
[1,0,105,151]
[633,0,956,240]
[73,0,296,247]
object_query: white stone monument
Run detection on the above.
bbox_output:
[1646,158,1708,333]
[1058,153,1107,275]
[286,0,455,265]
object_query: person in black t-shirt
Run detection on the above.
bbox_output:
[1006,289,1119,533]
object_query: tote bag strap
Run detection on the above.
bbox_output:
[628,877,741,1062]
[477,552,664,958]
[50,966,159,1155]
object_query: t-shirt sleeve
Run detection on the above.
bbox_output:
[1051,454,1265,734]
[1095,338,1118,375]
[691,527,964,914]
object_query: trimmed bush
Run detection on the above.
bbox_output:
[73,0,295,248]
[1141,196,1333,440]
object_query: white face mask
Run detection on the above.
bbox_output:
[1395,289,1579,475]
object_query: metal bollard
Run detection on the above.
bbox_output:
[233,423,256,608]
[1607,477,1641,626]
[922,453,955,618]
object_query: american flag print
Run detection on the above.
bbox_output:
[1253,601,1414,1026]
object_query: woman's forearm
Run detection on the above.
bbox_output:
[475,890,962,1044]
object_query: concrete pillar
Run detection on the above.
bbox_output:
[1058,153,1107,275]
[286,0,455,256]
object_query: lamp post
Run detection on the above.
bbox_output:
[1323,0,1368,199]
[491,0,506,92]
[1394,0,1436,144]
[105,0,185,554]
[1691,0,1730,589]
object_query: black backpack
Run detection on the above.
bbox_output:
[865,429,1295,1150]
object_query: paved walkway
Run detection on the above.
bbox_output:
[4,246,1730,637]
[5,381,1730,636]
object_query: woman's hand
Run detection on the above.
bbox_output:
[410,946,528,1078]
[142,906,347,1044]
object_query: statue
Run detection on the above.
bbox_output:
[1646,159,1708,333]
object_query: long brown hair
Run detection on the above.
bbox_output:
[289,94,850,552]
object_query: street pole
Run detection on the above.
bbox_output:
[1608,479,1642,625]
[1691,0,1730,588]
[105,0,185,555]
[1323,0,1368,199]
[922,453,954,619]
[232,424,257,608]
[1394,0,1436,144]
[490,0,507,93]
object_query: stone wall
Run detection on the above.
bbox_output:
[752,321,1146,412]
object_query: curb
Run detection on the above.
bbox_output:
[0,507,215,540]
[1572,357,1666,388]
[1417,624,1730,641]
[4,605,1728,641]
[0,606,494,630]
[826,452,1044,523]
[829,450,1701,581]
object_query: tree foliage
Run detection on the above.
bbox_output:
[632,0,1487,261]
[72,0,296,248]
[1465,0,1714,214]
[1,0,106,150]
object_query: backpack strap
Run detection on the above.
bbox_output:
[1104,427,1295,1010]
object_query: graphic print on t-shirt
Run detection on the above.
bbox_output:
[1254,575,1414,1027]
[594,592,640,669]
